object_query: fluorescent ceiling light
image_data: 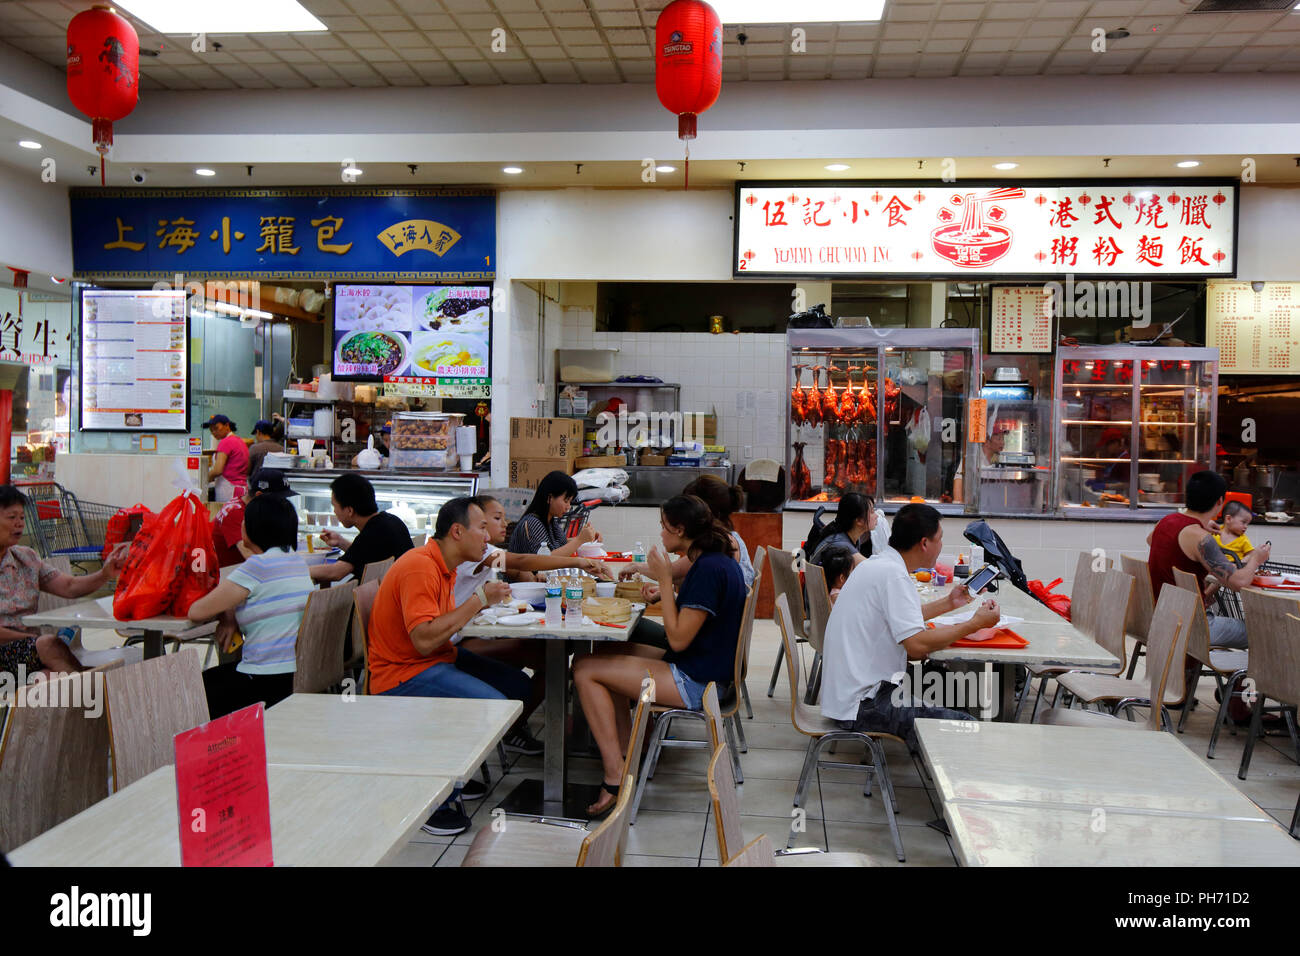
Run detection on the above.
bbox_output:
[824,163,850,171]
[195,168,216,176]
[115,0,326,34]
[502,166,524,174]
[993,162,1019,170]
[656,165,676,173]
[18,140,41,149]
[1176,160,1200,168]
[710,0,885,23]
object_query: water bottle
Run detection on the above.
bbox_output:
[564,575,584,627]
[632,541,646,564]
[544,571,563,627]
[538,541,551,557]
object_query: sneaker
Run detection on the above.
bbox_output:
[504,729,545,755]
[420,806,471,837]
[460,778,488,801]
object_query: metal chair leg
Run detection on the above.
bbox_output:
[1125,643,1143,681]
[1012,670,1032,722]
[723,716,744,785]
[804,652,822,705]
[1206,671,1243,759]
[1029,675,1049,724]
[1238,693,1266,780]
[630,716,672,825]
[767,643,785,698]
[731,711,748,753]
[1177,670,1202,734]
[866,738,905,862]
[497,741,509,772]
[788,739,821,848]
[741,681,753,719]
[1290,792,1300,839]
[1283,707,1300,765]
[480,761,491,786]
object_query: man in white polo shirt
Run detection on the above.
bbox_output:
[821,503,1001,751]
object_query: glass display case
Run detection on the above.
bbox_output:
[786,328,980,512]
[1056,346,1217,516]
[287,470,478,542]
[968,356,1056,514]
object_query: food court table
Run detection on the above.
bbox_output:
[914,719,1300,866]
[263,693,522,785]
[924,584,1118,720]
[21,595,218,660]
[7,765,452,867]
[459,607,644,819]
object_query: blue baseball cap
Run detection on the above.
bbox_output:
[203,414,235,430]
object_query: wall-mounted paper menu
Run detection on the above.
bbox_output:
[1206,281,1300,375]
[991,286,1053,353]
[80,289,189,431]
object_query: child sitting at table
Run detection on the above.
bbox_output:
[1213,500,1256,566]
[188,494,315,718]
[812,544,865,604]
[573,494,747,818]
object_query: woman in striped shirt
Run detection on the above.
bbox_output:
[188,494,315,718]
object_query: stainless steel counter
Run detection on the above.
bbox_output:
[622,464,732,505]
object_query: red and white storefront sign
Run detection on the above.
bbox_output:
[734,181,1236,278]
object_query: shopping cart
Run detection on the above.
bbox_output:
[20,481,122,568]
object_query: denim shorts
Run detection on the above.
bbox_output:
[668,663,707,711]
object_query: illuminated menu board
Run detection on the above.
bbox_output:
[1207,281,1300,375]
[80,289,189,431]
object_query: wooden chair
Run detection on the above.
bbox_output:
[0,661,121,849]
[1045,582,1196,724]
[775,593,906,861]
[360,556,395,586]
[350,580,380,695]
[765,545,810,698]
[1018,567,1132,722]
[1068,550,1109,638]
[462,682,655,867]
[1120,554,1157,680]
[1171,567,1250,752]
[1041,604,1184,732]
[724,833,777,867]
[105,651,209,790]
[1237,590,1300,781]
[293,581,358,694]
[739,546,765,719]
[708,742,875,866]
[803,562,833,705]
[631,585,756,824]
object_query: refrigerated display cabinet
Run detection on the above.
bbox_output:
[1055,346,1217,516]
[288,470,478,542]
[786,328,980,513]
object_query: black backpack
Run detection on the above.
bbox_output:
[803,506,833,556]
[963,519,1030,595]
[787,303,833,329]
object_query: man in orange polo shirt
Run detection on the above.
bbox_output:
[368,496,523,835]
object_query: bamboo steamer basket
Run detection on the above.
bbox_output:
[583,596,632,625]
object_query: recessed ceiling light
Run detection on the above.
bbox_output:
[195,168,216,176]
[710,0,884,23]
[1105,28,1130,40]
[1176,160,1200,168]
[18,140,41,150]
[502,166,524,175]
[114,0,326,34]
[342,166,363,177]
[656,165,676,173]
[824,163,850,171]
[993,162,1019,170]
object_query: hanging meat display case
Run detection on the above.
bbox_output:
[785,328,981,513]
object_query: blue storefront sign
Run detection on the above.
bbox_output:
[69,186,496,281]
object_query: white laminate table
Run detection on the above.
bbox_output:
[914,719,1300,866]
[263,693,522,785]
[22,595,218,660]
[459,607,643,819]
[8,765,452,867]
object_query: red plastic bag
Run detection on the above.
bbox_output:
[113,492,216,621]
[1028,577,1071,620]
[101,503,154,560]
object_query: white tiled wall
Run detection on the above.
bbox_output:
[560,308,789,467]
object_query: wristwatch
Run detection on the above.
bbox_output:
[475,583,489,607]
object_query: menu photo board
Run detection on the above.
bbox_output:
[80,288,189,432]
[331,283,491,398]
[1206,280,1300,375]
[990,285,1054,353]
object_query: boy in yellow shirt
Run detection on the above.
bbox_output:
[1214,500,1255,564]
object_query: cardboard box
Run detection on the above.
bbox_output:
[640,454,668,467]
[509,457,572,490]
[509,417,582,463]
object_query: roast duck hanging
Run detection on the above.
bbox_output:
[790,361,880,496]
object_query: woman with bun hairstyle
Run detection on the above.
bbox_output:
[573,494,747,817]
[682,474,754,587]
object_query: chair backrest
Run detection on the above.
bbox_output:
[1142,611,1184,731]
[739,549,765,684]
[722,585,758,718]
[707,741,745,863]
[1146,582,1198,705]
[0,662,120,849]
[1120,554,1156,644]
[105,652,209,790]
[702,681,727,751]
[803,562,832,655]
[1092,568,1134,668]
[576,772,633,867]
[724,833,776,867]
[352,580,380,695]
[1070,551,1105,636]
[1171,567,1215,667]
[766,545,807,639]
[614,680,655,864]
[35,556,76,613]
[293,581,358,693]
[774,594,811,725]
[1240,589,1300,705]
[360,556,395,586]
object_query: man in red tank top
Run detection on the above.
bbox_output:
[1146,471,1269,650]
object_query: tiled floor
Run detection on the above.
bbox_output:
[354,618,1299,868]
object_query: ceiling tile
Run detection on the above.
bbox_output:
[362,48,405,62]
[882,22,927,40]
[880,39,922,54]
[1015,36,1066,52]
[365,15,415,31]
[1024,19,1079,37]
[346,0,401,13]
[340,32,389,49]
[321,16,367,31]
[383,31,430,47]
[986,2,1040,20]
[923,38,969,53]
[457,14,506,30]
[595,11,642,28]
[559,29,603,45]
[410,14,457,30]
[976,20,1024,38]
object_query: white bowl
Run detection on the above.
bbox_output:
[509,582,547,604]
[577,542,606,558]
[595,582,616,598]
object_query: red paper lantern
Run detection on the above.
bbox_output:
[655,0,722,142]
[67,5,139,183]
